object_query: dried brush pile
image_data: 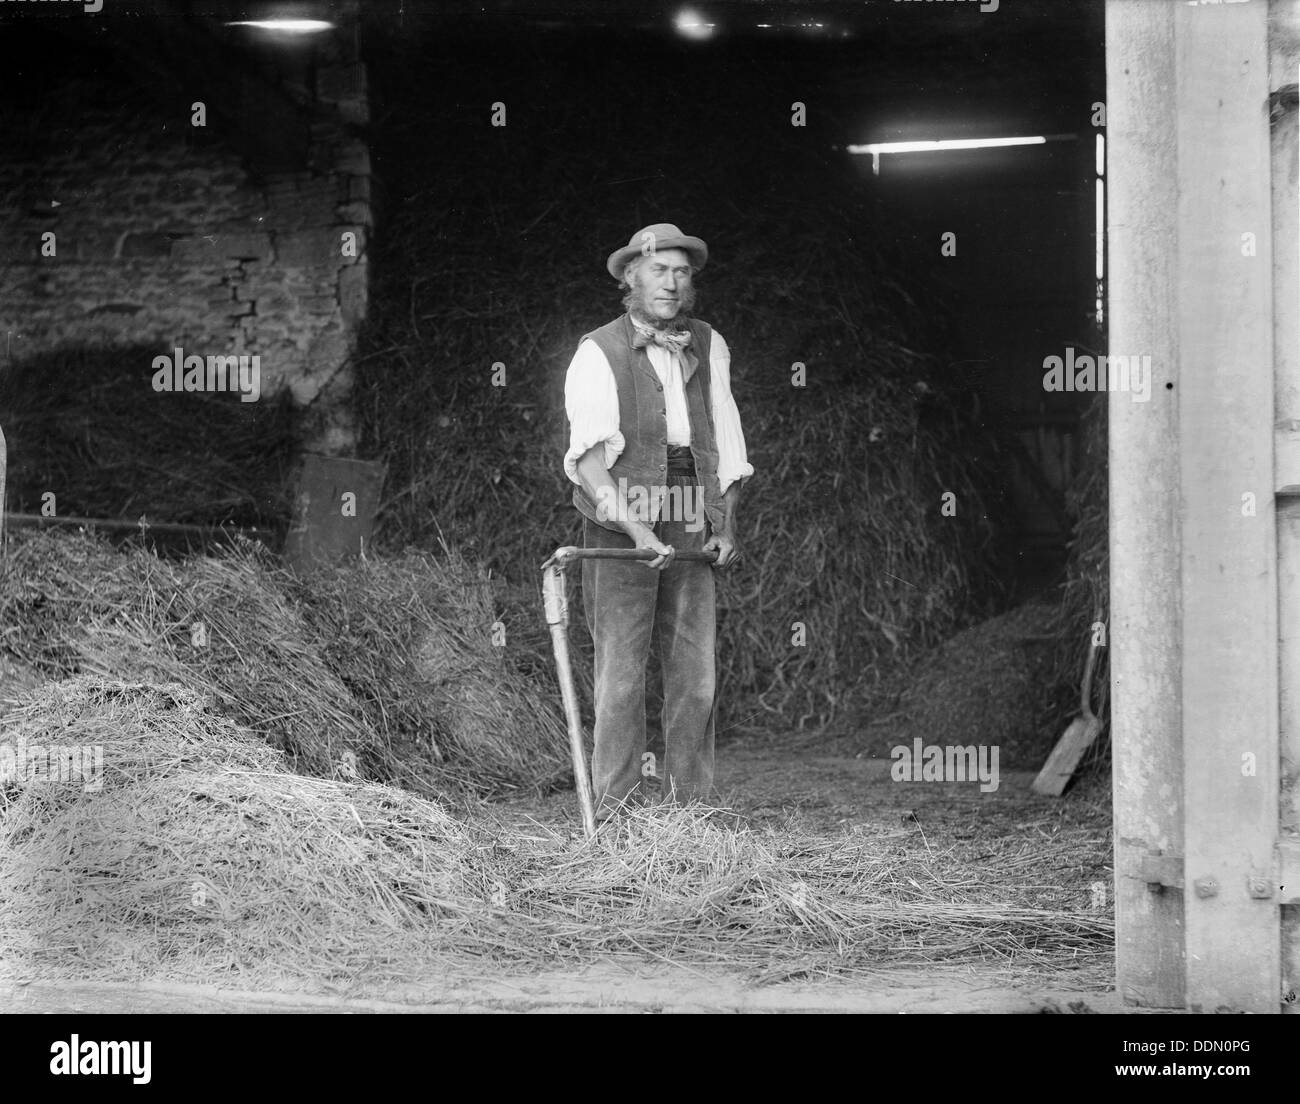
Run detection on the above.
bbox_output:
[0,346,293,530]
[0,678,1111,990]
[0,528,569,796]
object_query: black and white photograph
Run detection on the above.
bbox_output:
[0,0,1295,1059]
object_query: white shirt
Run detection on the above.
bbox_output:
[563,327,754,495]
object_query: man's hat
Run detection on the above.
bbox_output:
[606,223,708,281]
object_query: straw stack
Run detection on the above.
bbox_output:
[0,677,1112,990]
[0,528,568,796]
[0,678,472,987]
[295,547,572,793]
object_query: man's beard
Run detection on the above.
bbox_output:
[623,280,697,330]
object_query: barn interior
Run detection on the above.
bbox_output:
[0,0,1137,1013]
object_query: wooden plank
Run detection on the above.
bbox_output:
[1279,839,1300,906]
[283,454,386,570]
[1106,0,1188,1010]
[2,513,269,540]
[1279,420,1300,496]
[1270,0,1300,1017]
[1176,0,1280,1014]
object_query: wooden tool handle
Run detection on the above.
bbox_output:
[543,545,718,569]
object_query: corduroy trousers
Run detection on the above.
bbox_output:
[580,472,717,818]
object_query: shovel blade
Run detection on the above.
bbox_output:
[1031,716,1104,797]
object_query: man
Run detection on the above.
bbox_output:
[563,223,753,820]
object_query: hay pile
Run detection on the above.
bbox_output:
[0,678,1111,989]
[852,602,1060,768]
[0,346,293,530]
[0,679,473,987]
[0,528,569,796]
[0,528,401,786]
[299,548,572,793]
[476,803,1110,974]
[357,30,1005,732]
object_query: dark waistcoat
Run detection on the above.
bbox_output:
[572,313,726,533]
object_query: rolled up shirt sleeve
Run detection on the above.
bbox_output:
[563,339,625,485]
[708,331,755,495]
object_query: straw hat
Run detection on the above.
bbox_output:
[606,223,708,280]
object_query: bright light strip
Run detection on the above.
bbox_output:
[848,135,1052,176]
[1095,133,1105,325]
[1096,178,1105,282]
[847,136,1047,156]
[674,9,715,38]
[226,19,334,34]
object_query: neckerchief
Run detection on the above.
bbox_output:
[631,320,699,382]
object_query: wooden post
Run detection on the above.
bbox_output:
[1270,0,1300,1014]
[283,453,386,571]
[1175,0,1280,1016]
[1109,0,1284,1012]
[1106,1,1186,1009]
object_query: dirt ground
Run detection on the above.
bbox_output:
[2,729,1123,1015]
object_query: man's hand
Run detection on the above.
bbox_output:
[703,529,741,570]
[577,446,675,568]
[632,526,676,570]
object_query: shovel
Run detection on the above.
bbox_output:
[541,544,717,839]
[1032,623,1104,797]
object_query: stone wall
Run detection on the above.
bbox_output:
[0,7,370,458]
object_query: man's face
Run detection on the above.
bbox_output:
[628,248,695,322]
